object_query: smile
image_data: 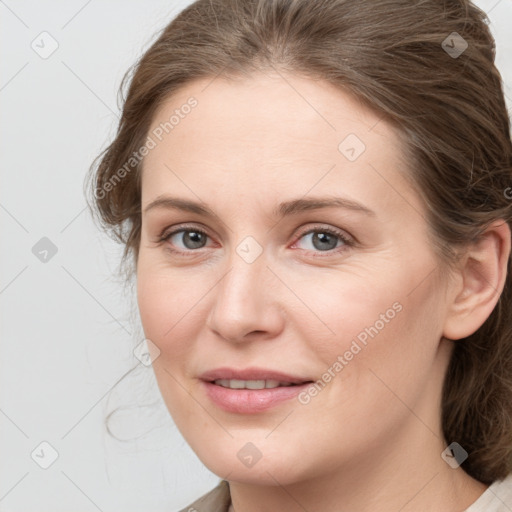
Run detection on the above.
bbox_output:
[213,379,297,389]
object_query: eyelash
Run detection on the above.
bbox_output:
[157,223,355,258]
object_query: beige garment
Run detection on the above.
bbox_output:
[179,480,231,512]
[180,473,512,511]
[464,473,512,511]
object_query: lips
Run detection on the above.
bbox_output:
[199,367,312,385]
[213,379,293,389]
[199,367,314,413]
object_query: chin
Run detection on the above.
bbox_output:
[194,442,308,486]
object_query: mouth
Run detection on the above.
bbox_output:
[199,367,315,413]
[211,379,303,389]
[199,367,313,384]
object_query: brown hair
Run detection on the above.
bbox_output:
[86,0,512,484]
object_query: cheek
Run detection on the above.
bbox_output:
[137,260,202,332]
[286,266,406,360]
[299,258,443,397]
[316,271,443,426]
[136,268,203,419]
[136,267,203,366]
[137,274,171,342]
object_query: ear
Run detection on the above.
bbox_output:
[443,220,511,341]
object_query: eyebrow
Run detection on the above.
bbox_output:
[143,195,375,218]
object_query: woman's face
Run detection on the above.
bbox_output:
[137,70,455,485]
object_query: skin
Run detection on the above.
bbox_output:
[136,69,510,511]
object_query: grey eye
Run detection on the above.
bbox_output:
[171,230,208,250]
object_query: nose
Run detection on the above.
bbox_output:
[205,252,285,344]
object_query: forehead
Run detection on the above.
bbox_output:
[141,70,419,220]
[146,70,398,160]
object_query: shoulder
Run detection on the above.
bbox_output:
[465,473,512,511]
[177,480,231,512]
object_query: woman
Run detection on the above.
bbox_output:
[87,0,512,510]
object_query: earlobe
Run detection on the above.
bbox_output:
[443,220,511,341]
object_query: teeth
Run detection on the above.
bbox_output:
[213,379,294,389]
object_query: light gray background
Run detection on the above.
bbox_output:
[1,1,511,511]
